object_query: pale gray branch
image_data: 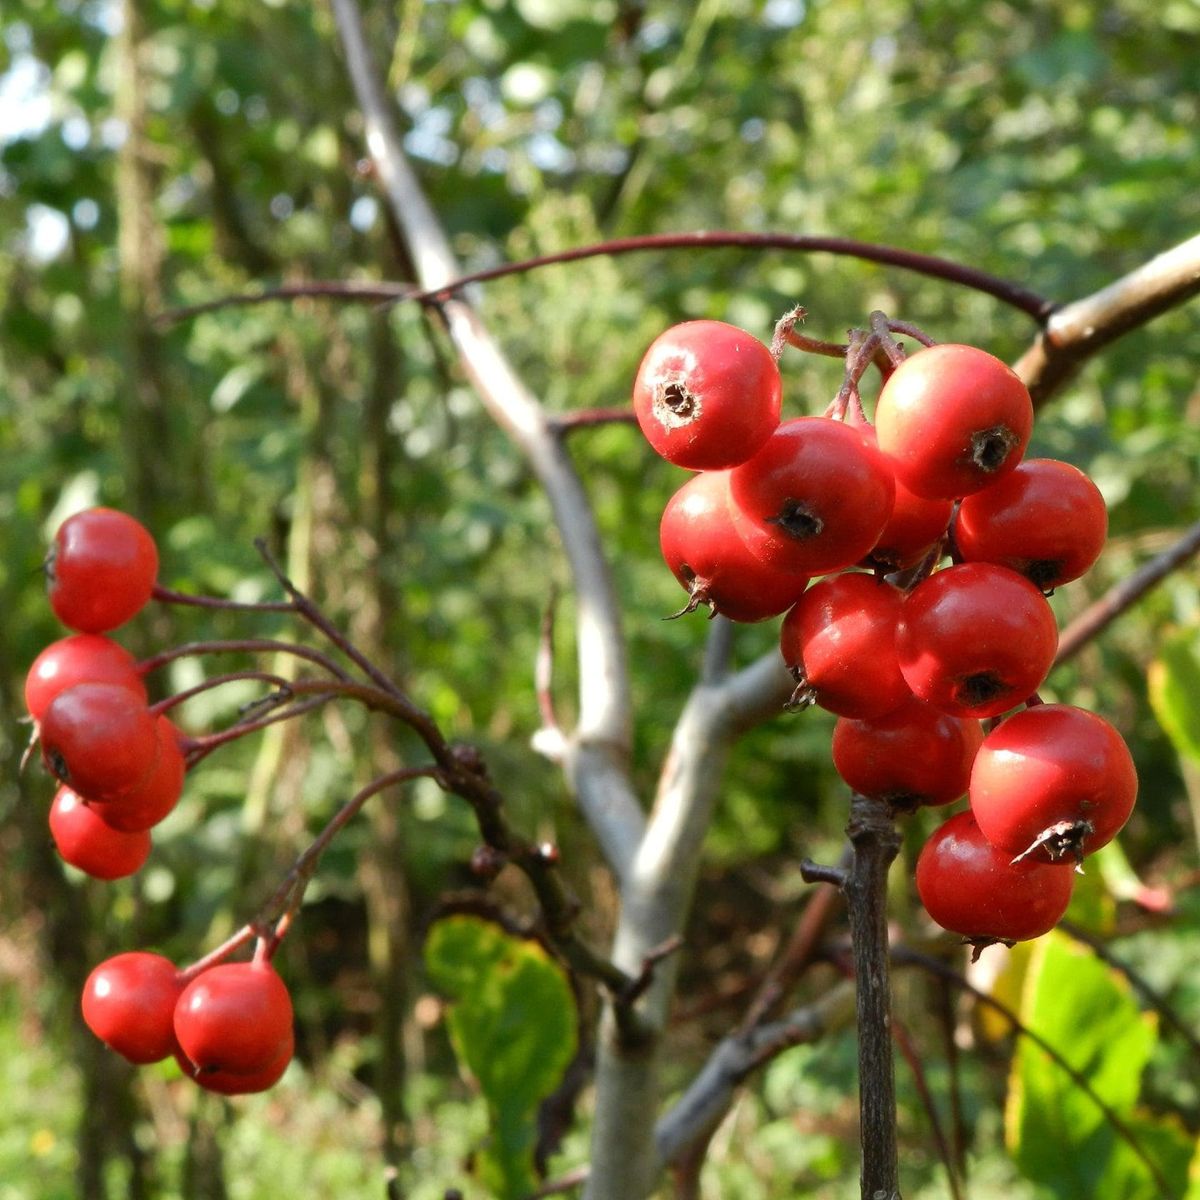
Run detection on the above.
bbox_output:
[655,981,857,1164]
[1016,232,1200,404]
[329,0,644,878]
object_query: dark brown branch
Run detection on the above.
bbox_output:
[157,232,1054,327]
[1054,516,1200,666]
[843,794,903,1200]
[1015,232,1200,405]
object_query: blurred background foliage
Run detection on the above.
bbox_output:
[1,0,1198,1196]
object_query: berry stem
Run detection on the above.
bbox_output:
[152,583,297,614]
[138,637,352,682]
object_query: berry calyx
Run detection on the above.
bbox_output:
[49,787,152,879]
[82,952,183,1063]
[953,458,1109,590]
[659,470,809,622]
[969,704,1138,863]
[874,344,1033,500]
[915,810,1076,946]
[46,507,159,633]
[896,563,1058,719]
[633,320,782,470]
[729,417,895,575]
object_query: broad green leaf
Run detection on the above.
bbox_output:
[1148,629,1200,763]
[1007,932,1191,1200]
[425,914,577,1200]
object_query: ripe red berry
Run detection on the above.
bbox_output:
[49,787,152,879]
[178,1028,294,1095]
[831,697,984,809]
[46,507,159,633]
[729,417,895,575]
[659,470,809,622]
[82,952,182,1064]
[633,320,782,470]
[24,634,147,723]
[90,717,186,833]
[39,682,161,801]
[779,573,910,718]
[174,960,294,1082]
[969,704,1138,863]
[844,417,953,570]
[953,458,1108,590]
[874,344,1033,500]
[916,810,1076,944]
[896,563,1058,719]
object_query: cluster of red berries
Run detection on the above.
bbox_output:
[636,318,1137,949]
[83,952,294,1094]
[25,507,294,1093]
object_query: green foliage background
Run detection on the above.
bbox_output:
[1,0,1198,1196]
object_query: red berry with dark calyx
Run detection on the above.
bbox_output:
[916,810,1076,945]
[896,563,1058,719]
[953,458,1109,591]
[659,470,809,622]
[25,634,147,723]
[969,704,1138,863]
[779,572,910,717]
[91,717,186,833]
[178,1027,294,1095]
[729,417,895,575]
[174,960,294,1082]
[831,696,984,809]
[49,787,152,879]
[46,507,159,633]
[874,344,1033,500]
[82,951,183,1064]
[39,682,161,802]
[633,320,782,470]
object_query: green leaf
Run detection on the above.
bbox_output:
[425,914,577,1200]
[1007,932,1192,1199]
[1148,629,1200,763]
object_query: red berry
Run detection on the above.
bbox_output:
[659,471,809,622]
[831,697,984,809]
[632,320,782,469]
[896,563,1058,719]
[729,417,895,575]
[844,418,953,570]
[953,458,1108,590]
[916,810,1076,943]
[90,717,186,833]
[25,634,147,723]
[49,787,152,879]
[174,960,294,1080]
[874,345,1033,500]
[779,573,910,718]
[46,507,159,633]
[178,1027,294,1095]
[969,704,1138,863]
[40,682,161,801]
[82,952,182,1063]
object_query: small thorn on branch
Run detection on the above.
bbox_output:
[620,934,685,1008]
[800,859,850,888]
